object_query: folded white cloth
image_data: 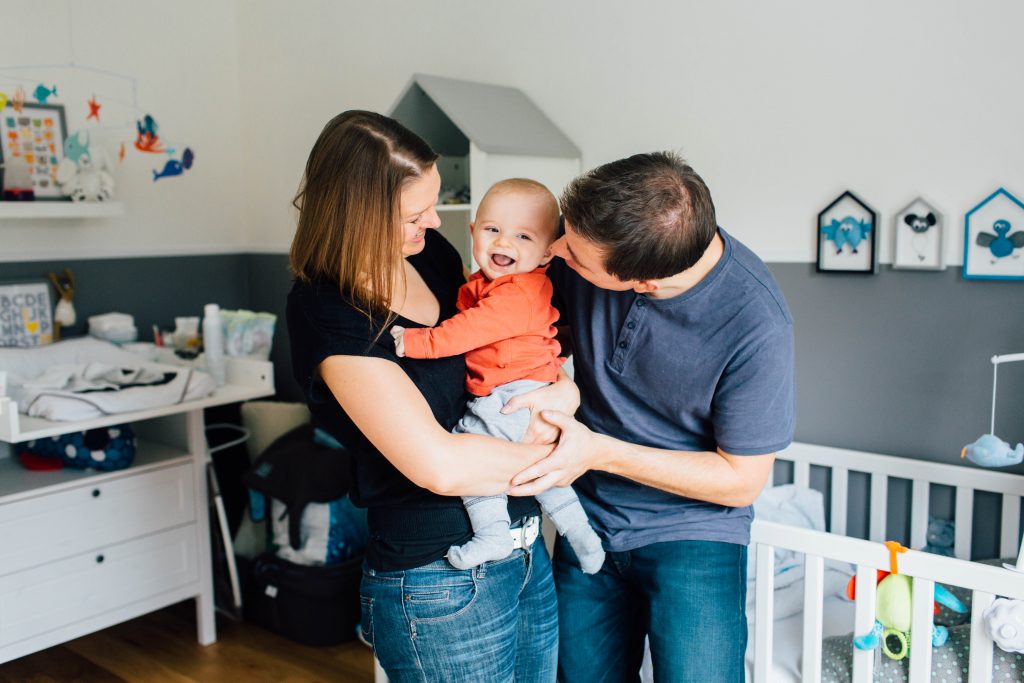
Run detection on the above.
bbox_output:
[23,363,170,393]
[1,337,216,422]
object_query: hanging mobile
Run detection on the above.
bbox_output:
[962,353,1024,468]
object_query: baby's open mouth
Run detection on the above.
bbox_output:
[491,254,516,267]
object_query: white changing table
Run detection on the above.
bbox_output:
[0,355,274,664]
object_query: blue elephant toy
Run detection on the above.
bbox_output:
[962,434,1024,468]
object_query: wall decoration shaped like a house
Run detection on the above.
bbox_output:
[816,190,877,274]
[893,196,945,271]
[389,74,581,266]
[963,187,1024,281]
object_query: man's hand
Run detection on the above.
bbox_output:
[507,410,599,495]
[390,325,406,357]
[501,374,581,445]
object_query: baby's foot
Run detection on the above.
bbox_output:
[447,532,513,570]
[567,526,606,574]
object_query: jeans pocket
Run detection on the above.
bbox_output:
[403,575,478,624]
[359,596,374,647]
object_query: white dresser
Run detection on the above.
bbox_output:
[0,356,274,664]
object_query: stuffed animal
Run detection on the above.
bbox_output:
[47,268,76,341]
[55,131,115,202]
[984,599,1024,653]
[962,434,1024,468]
[848,541,966,660]
[921,516,955,557]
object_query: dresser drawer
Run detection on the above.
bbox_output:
[0,524,198,648]
[0,463,195,577]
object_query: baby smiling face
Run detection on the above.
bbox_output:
[470,180,560,281]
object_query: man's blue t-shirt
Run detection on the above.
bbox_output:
[548,228,795,550]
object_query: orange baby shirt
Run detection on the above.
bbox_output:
[401,267,564,396]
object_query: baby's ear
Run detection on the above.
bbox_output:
[540,245,555,266]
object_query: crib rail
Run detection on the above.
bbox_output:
[772,442,1024,559]
[751,521,1024,683]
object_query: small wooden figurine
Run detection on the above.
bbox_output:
[47,268,76,341]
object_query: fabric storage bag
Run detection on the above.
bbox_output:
[243,551,362,645]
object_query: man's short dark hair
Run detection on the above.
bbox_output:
[560,152,717,281]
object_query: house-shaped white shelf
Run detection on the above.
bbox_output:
[390,73,580,265]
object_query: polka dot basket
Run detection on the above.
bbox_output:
[19,425,137,472]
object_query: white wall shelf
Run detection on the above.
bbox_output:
[0,202,124,220]
[436,204,471,212]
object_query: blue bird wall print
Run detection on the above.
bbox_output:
[975,219,1024,263]
[816,190,878,274]
[963,187,1024,280]
[822,216,873,255]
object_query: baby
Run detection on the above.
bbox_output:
[391,178,605,574]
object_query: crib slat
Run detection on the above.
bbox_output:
[830,467,848,535]
[910,479,930,550]
[852,565,877,683]
[754,544,775,683]
[969,591,995,683]
[1000,495,1021,559]
[909,577,935,683]
[955,486,974,560]
[869,474,888,542]
[801,554,825,683]
[794,461,810,490]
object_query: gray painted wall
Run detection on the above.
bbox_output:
[6,253,1021,558]
[0,255,251,342]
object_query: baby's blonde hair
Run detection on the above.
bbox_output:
[479,178,561,242]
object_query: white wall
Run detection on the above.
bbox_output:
[3,1,1022,264]
[0,0,246,261]
[237,0,1024,263]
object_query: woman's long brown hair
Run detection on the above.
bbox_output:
[290,111,438,327]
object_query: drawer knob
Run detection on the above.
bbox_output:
[92,489,101,498]
[96,554,105,564]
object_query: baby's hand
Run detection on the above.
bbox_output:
[390,325,406,357]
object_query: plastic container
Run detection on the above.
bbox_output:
[203,303,226,386]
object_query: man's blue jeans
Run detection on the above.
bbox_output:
[360,537,558,682]
[554,535,747,683]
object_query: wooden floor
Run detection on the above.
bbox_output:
[0,601,375,683]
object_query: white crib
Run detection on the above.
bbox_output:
[751,442,1024,683]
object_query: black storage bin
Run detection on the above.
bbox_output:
[242,551,362,646]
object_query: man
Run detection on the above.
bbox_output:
[508,152,795,682]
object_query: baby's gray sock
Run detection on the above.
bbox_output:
[537,487,606,574]
[447,495,513,570]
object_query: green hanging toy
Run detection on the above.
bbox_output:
[849,541,966,660]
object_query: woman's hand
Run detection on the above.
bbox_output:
[500,369,580,445]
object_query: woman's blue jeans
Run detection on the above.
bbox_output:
[554,535,748,683]
[360,537,558,682]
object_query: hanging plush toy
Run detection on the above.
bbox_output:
[848,541,966,660]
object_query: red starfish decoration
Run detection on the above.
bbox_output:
[86,95,101,122]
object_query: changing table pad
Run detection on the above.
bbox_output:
[0,337,216,422]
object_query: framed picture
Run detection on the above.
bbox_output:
[893,197,945,270]
[0,281,53,347]
[816,190,877,274]
[0,102,69,200]
[963,187,1024,281]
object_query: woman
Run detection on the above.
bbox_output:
[286,111,576,682]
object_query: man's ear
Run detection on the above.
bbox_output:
[633,279,660,294]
